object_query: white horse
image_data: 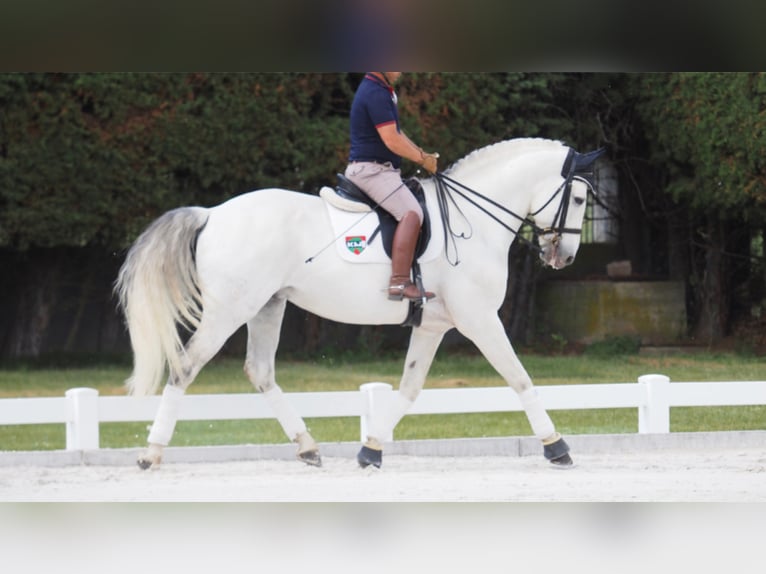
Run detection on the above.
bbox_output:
[115,137,604,470]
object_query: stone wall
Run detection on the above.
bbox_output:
[535,280,687,345]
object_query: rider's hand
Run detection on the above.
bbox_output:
[420,152,439,174]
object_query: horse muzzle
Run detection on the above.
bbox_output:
[539,239,576,269]
[540,251,574,269]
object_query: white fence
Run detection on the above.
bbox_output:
[1,374,765,451]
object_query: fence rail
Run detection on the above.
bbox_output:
[1,374,765,451]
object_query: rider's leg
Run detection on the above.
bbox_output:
[388,210,435,301]
[344,162,434,301]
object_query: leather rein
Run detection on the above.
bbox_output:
[432,148,592,264]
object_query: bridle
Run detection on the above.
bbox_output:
[433,148,595,264]
[529,148,590,239]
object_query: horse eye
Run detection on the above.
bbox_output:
[573,196,585,206]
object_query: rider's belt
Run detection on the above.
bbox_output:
[349,160,394,167]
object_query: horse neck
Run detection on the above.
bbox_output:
[426,144,566,249]
[421,168,522,253]
[440,151,546,223]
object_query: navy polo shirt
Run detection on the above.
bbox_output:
[348,74,401,168]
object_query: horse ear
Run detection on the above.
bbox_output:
[573,147,606,172]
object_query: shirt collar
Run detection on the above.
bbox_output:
[365,73,395,96]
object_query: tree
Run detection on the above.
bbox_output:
[632,73,766,343]
[0,73,358,356]
[9,73,717,358]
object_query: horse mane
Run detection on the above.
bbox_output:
[444,138,566,176]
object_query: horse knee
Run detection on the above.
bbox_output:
[399,385,420,402]
[399,376,422,401]
[243,361,275,393]
[513,380,533,394]
[255,380,275,393]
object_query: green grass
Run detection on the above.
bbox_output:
[1,351,765,451]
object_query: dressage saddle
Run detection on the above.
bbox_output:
[334,174,431,260]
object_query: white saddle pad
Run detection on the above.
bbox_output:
[319,186,443,264]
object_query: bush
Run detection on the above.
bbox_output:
[583,335,642,357]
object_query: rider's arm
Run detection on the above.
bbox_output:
[377,123,438,173]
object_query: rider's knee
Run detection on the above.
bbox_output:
[401,207,424,225]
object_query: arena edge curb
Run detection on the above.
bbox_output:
[0,430,764,467]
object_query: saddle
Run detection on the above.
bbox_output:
[330,174,432,328]
[334,174,431,259]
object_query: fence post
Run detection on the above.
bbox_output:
[65,388,99,450]
[359,382,394,443]
[637,374,670,434]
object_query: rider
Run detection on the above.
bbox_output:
[345,72,440,301]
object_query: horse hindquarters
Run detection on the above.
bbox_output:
[117,206,254,469]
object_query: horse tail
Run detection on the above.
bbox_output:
[115,207,209,396]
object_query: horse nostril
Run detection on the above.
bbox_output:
[566,255,574,265]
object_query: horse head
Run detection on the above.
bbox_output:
[532,147,605,269]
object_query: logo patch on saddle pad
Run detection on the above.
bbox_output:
[346,235,367,255]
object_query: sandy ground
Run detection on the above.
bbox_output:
[2,448,765,574]
[2,447,765,502]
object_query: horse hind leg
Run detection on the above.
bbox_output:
[137,383,185,470]
[244,296,321,467]
[137,313,242,470]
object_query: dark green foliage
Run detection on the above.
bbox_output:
[6,72,762,251]
[0,73,355,249]
[395,73,578,165]
[634,73,766,219]
[630,73,766,341]
[3,72,766,357]
[583,335,642,357]
[0,73,580,251]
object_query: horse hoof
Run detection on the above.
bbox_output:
[543,436,572,468]
[549,452,574,468]
[298,450,323,467]
[357,445,382,469]
[137,458,154,470]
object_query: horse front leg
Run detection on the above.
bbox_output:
[456,314,573,467]
[357,326,446,469]
[244,296,321,467]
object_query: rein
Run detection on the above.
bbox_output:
[433,148,589,264]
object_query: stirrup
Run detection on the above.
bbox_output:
[388,280,435,302]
